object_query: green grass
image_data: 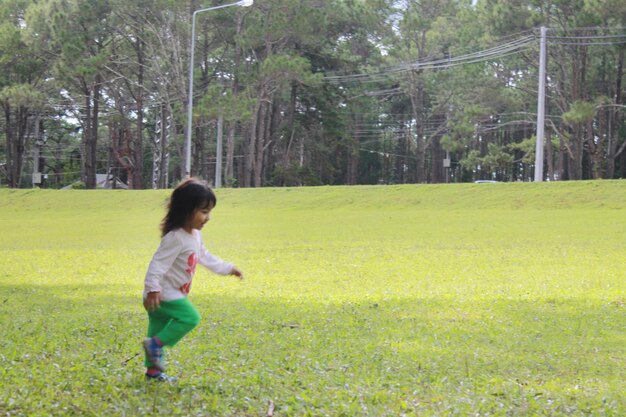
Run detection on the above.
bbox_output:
[1,181,625,416]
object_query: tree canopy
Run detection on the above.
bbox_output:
[1,0,624,188]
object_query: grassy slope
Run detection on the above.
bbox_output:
[0,181,624,416]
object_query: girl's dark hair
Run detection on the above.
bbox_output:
[161,178,217,236]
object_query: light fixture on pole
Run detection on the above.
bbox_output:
[185,0,254,180]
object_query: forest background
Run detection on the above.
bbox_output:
[1,0,625,189]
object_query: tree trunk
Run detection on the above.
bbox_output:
[346,115,361,185]
[4,104,16,187]
[194,124,207,181]
[82,80,100,189]
[133,38,145,189]
[591,113,603,179]
[244,98,262,187]
[3,103,30,188]
[607,47,624,179]
[563,119,582,181]
[546,133,555,181]
[225,123,236,185]
[282,82,298,172]
[253,99,269,187]
[430,135,444,183]
[409,71,427,183]
[228,11,245,187]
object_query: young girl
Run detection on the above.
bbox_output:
[142,178,243,382]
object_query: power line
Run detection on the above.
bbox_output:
[322,27,625,85]
[323,35,536,84]
[548,34,626,40]
[549,26,626,32]
[548,40,626,46]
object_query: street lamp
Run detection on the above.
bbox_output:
[185,0,254,181]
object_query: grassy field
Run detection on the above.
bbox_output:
[0,181,624,416]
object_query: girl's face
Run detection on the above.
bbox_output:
[185,205,212,232]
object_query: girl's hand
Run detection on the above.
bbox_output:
[230,266,244,280]
[144,292,161,312]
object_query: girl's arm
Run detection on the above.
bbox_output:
[197,239,243,279]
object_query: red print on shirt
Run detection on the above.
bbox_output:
[186,253,198,276]
[181,253,198,294]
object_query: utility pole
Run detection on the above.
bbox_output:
[534,26,547,182]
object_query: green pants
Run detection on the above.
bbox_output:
[145,298,201,367]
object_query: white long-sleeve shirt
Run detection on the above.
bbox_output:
[143,228,233,301]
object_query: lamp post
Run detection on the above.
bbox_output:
[185,0,254,180]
